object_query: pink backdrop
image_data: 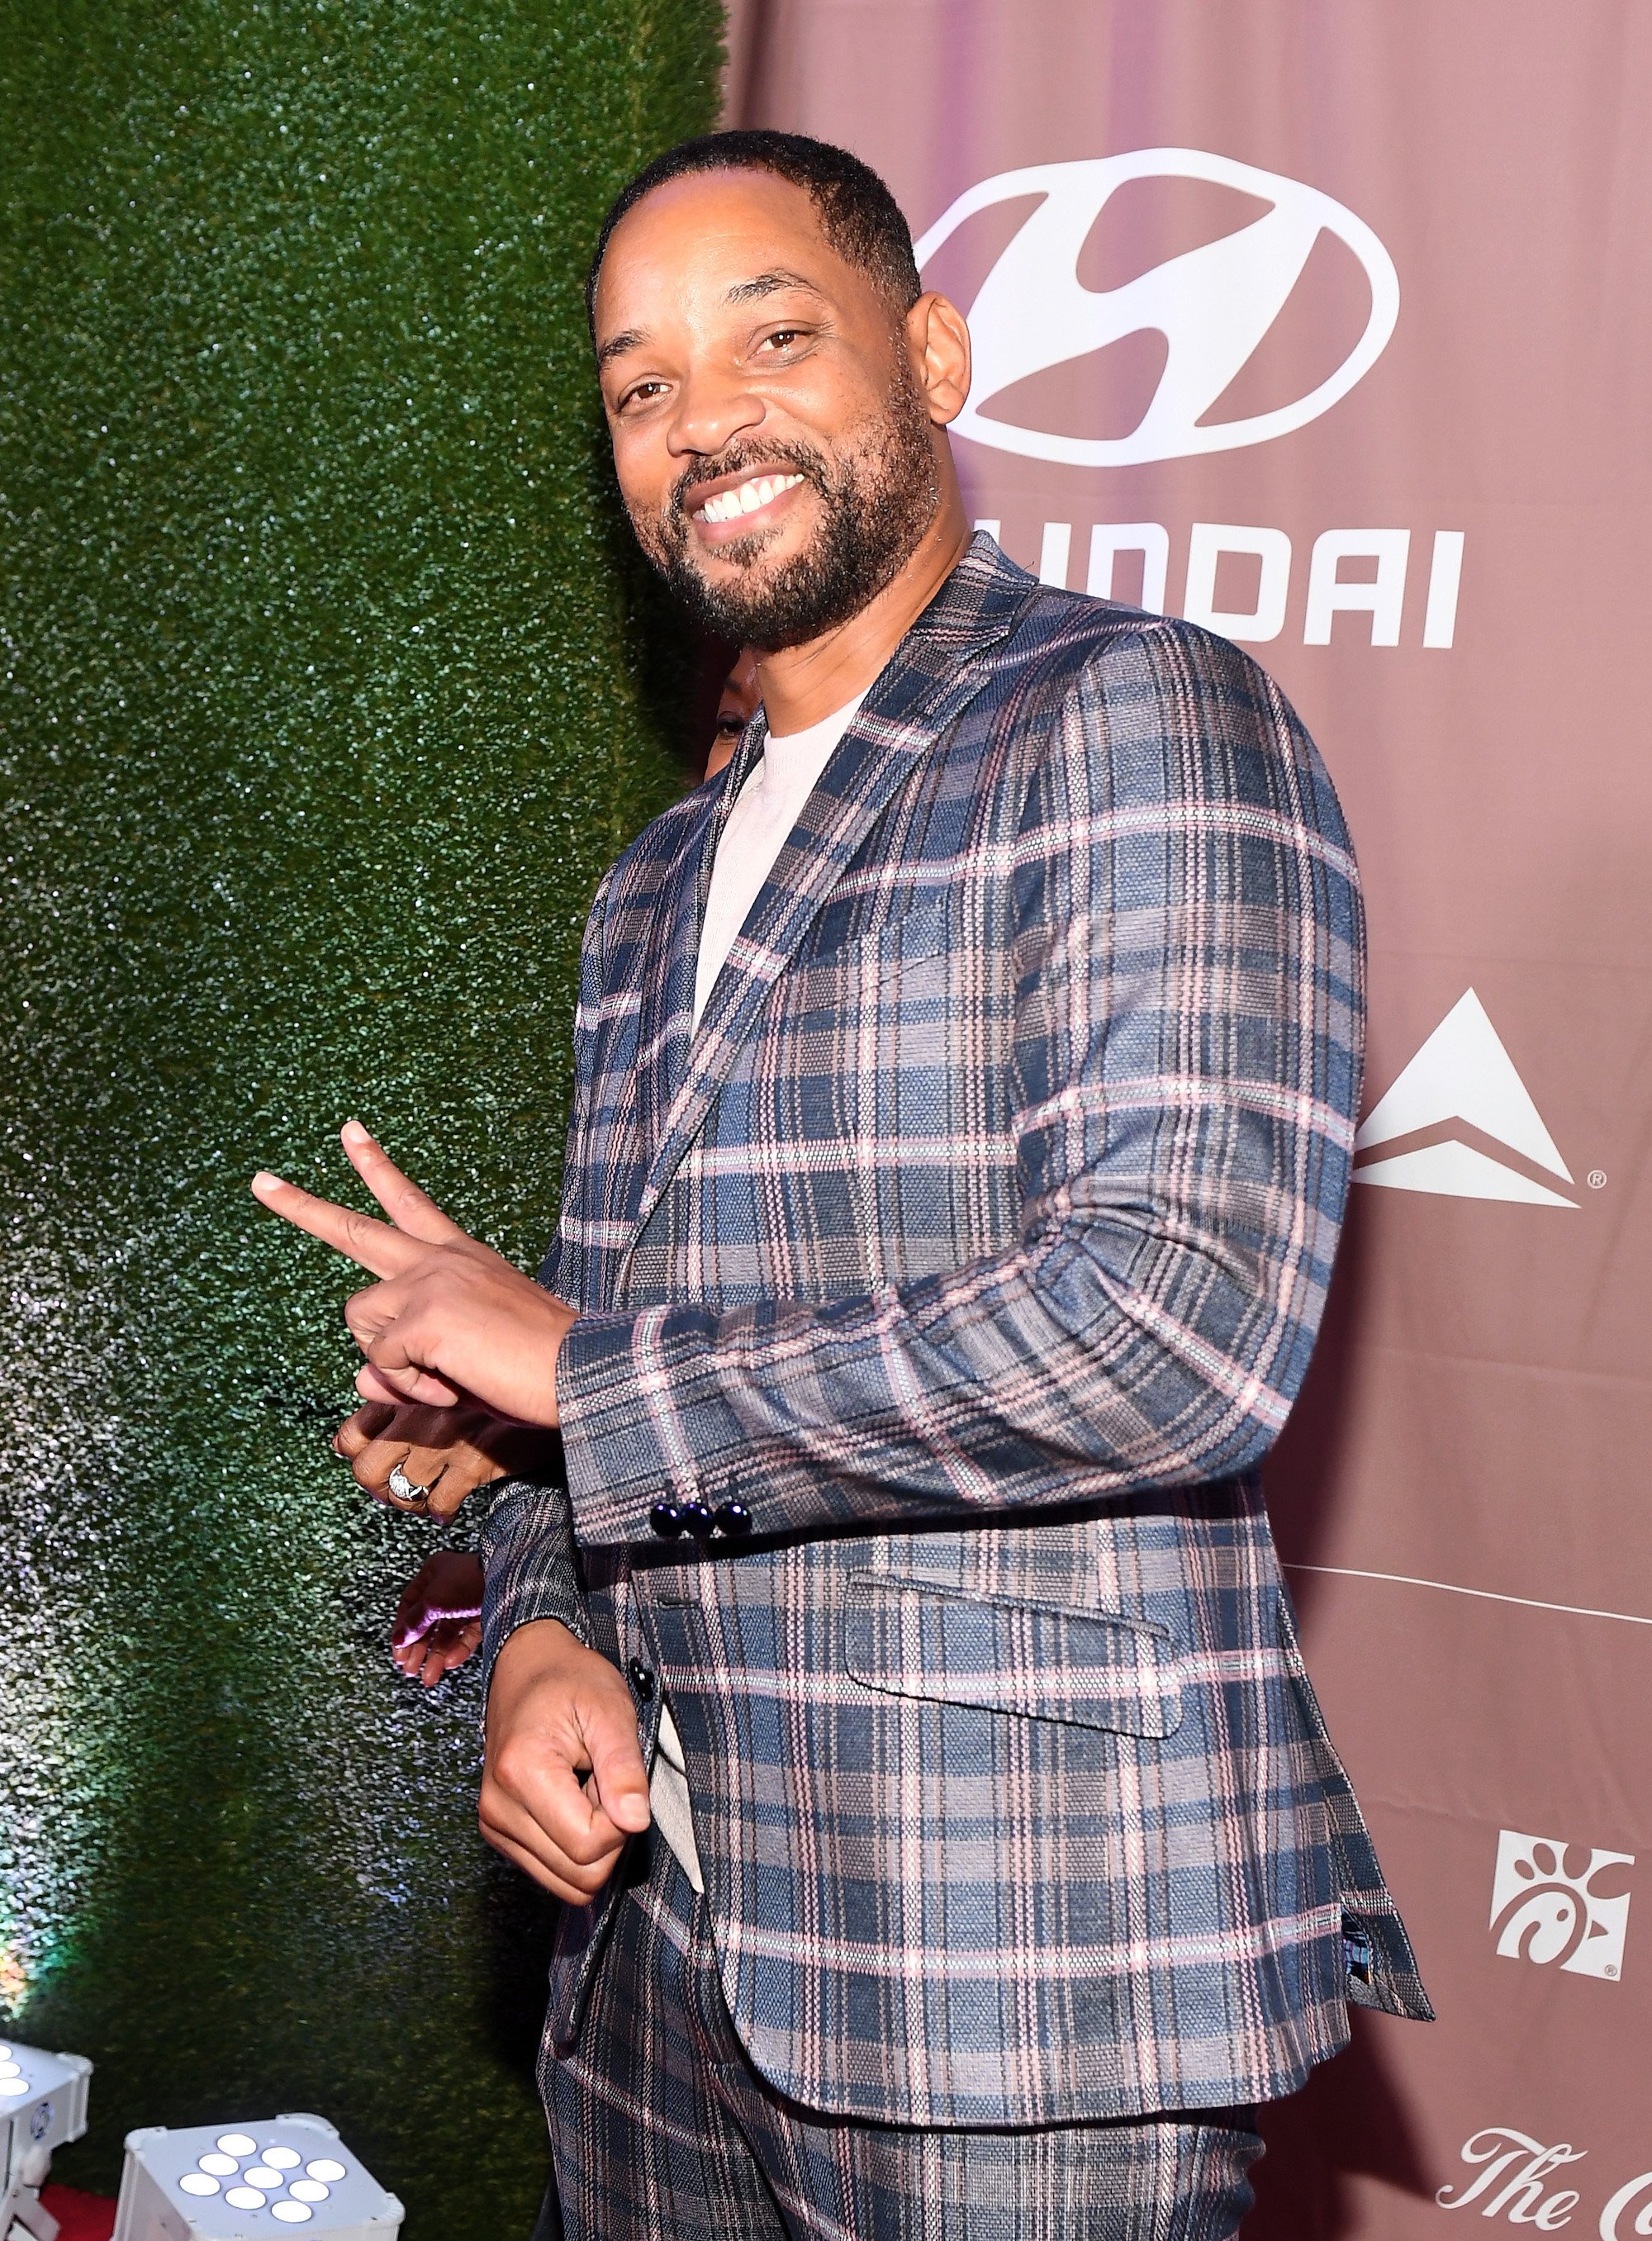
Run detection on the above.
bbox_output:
[724,6,1652,2234]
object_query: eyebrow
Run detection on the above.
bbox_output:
[724,267,825,306]
[596,269,827,368]
[596,327,647,369]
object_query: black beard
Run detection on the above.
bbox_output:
[632,373,942,652]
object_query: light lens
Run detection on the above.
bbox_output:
[0,2059,18,2076]
[271,2206,313,2225]
[244,2167,282,2187]
[290,2180,330,2202]
[225,2186,267,2210]
[199,2153,239,2176]
[306,2159,346,2182]
[218,2133,259,2155]
[178,2174,221,2197]
[0,2081,31,2099]
[262,2146,301,2169]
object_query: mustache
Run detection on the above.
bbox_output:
[669,439,829,522]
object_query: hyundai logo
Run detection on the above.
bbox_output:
[914,150,1400,467]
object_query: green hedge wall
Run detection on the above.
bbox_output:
[0,2,722,2227]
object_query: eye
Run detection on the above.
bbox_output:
[617,378,668,411]
[758,327,806,354]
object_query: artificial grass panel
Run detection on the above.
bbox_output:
[0,2,722,2228]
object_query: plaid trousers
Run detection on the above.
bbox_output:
[544,1829,1265,2241]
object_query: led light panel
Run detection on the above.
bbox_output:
[0,2040,94,2241]
[114,2114,401,2240]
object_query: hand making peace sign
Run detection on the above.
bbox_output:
[251,1119,575,1428]
[256,1128,648,1898]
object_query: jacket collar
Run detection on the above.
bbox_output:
[615,533,1034,1264]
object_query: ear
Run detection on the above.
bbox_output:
[905,292,971,427]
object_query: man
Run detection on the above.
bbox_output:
[255,131,1430,2239]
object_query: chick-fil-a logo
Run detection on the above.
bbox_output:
[1436,2130,1652,2238]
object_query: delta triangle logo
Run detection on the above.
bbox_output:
[1354,990,1578,1208]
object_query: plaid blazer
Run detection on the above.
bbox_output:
[482,534,1431,2127]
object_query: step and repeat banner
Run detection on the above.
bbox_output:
[727,5,1652,2235]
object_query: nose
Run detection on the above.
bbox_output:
[666,363,765,463]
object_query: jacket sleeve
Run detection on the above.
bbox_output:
[554,620,1366,1547]
[480,1473,591,1666]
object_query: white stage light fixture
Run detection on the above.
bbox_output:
[113,2115,401,2239]
[0,2039,94,2241]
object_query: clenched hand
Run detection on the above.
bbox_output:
[480,1618,652,1901]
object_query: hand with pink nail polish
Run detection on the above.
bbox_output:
[392,1550,486,1685]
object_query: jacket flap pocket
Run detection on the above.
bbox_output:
[844,1576,1182,1739]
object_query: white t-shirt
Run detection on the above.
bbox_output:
[652,691,866,1893]
[691,694,866,1031]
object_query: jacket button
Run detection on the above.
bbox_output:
[681,1499,715,1540]
[714,1499,752,1538]
[627,1658,655,1701]
[648,1501,685,1539]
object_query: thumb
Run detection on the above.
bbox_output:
[582,1695,653,1835]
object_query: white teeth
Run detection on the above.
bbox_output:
[697,472,803,525]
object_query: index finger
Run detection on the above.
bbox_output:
[250,1170,422,1279]
[334,1401,396,1458]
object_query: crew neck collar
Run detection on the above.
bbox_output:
[765,691,866,749]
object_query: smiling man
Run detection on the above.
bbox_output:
[254,131,1429,2239]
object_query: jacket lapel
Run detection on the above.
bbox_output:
[620,534,1032,1256]
[595,719,765,1247]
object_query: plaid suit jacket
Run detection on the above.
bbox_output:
[482,534,1431,2127]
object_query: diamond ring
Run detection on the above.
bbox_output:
[387,1460,430,1506]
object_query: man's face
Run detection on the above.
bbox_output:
[592,171,943,649]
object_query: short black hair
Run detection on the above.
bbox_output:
[586,130,923,335]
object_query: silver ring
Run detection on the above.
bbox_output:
[387,1460,430,1506]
